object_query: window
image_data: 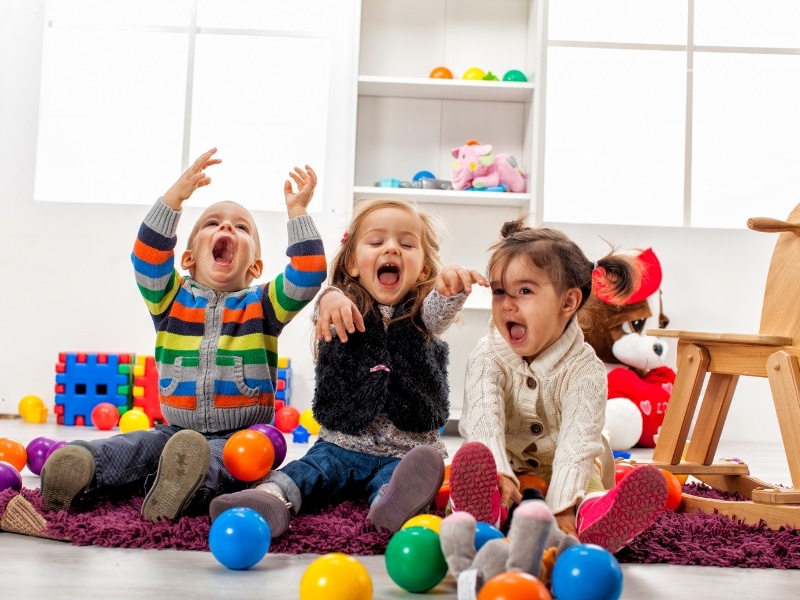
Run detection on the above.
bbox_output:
[541,0,800,228]
[34,0,355,212]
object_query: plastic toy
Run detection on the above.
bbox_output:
[18,395,47,423]
[248,423,287,469]
[274,405,300,433]
[429,66,453,79]
[0,462,22,493]
[474,521,505,551]
[45,440,69,461]
[276,357,292,403]
[603,397,643,451]
[119,407,150,433]
[291,424,311,443]
[613,462,636,485]
[401,513,443,534]
[478,571,552,600]
[413,170,436,180]
[482,71,499,81]
[517,473,549,497]
[208,507,271,570]
[502,69,528,82]
[463,67,486,80]
[299,409,320,435]
[223,429,275,482]
[54,352,132,426]
[0,437,27,472]
[434,463,451,509]
[132,355,167,426]
[300,553,373,600]
[451,140,527,193]
[385,526,448,593]
[660,468,683,511]
[91,402,120,431]
[25,436,57,476]
[550,544,623,600]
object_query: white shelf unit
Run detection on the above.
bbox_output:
[354,0,543,421]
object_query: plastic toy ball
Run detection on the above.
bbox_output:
[614,462,636,486]
[248,423,288,469]
[25,436,57,476]
[91,402,120,431]
[401,513,443,535]
[119,408,151,433]
[0,437,27,472]
[517,473,549,497]
[223,430,275,482]
[299,408,321,436]
[0,461,22,493]
[45,440,69,461]
[385,526,448,593]
[274,405,300,433]
[429,66,453,79]
[300,552,373,600]
[209,507,271,570]
[478,571,552,600]
[463,67,486,81]
[660,468,683,511]
[434,463,451,509]
[502,69,528,82]
[474,521,505,551]
[18,395,48,423]
[551,544,623,600]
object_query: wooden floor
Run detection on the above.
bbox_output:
[2,417,800,599]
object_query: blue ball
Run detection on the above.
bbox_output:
[209,507,271,570]
[474,521,504,550]
[552,544,623,600]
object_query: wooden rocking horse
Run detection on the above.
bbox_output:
[647,202,800,529]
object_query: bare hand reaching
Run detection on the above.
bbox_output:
[162,147,222,211]
[285,165,317,219]
[436,264,489,297]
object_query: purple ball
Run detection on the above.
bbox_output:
[26,436,57,476]
[45,440,70,462]
[0,461,22,492]
[248,423,288,469]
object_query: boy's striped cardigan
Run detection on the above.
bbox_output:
[131,198,326,433]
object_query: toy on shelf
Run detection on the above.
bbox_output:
[429,66,453,79]
[503,69,528,82]
[462,67,486,80]
[54,353,132,426]
[451,140,527,193]
[578,248,675,449]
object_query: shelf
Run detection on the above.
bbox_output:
[352,186,531,208]
[358,75,534,103]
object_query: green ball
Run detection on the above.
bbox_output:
[385,526,448,593]
[503,69,528,82]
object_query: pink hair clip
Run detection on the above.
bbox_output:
[340,231,349,245]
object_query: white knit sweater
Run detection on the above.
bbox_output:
[459,317,608,514]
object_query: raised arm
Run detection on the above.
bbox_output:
[284,165,317,219]
[162,147,221,211]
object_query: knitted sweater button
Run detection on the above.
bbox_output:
[526,377,537,389]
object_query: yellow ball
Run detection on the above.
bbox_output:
[18,395,48,423]
[299,409,321,436]
[119,408,151,433]
[300,553,372,600]
[401,513,443,535]
[463,67,486,80]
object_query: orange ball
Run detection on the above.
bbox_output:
[0,437,27,472]
[429,66,453,79]
[434,464,452,509]
[478,571,552,600]
[517,473,549,496]
[223,430,275,482]
[659,468,683,511]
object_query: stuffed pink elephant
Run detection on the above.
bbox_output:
[451,142,527,192]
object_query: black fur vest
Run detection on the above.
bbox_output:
[312,300,450,434]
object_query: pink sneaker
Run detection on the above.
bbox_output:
[448,441,501,526]
[576,464,667,553]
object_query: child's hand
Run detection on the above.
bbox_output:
[284,165,317,219]
[162,147,221,210]
[315,290,365,343]
[499,474,522,508]
[554,507,579,538]
[436,264,489,297]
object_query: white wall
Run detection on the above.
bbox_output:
[0,0,785,448]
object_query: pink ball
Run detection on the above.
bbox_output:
[26,436,57,476]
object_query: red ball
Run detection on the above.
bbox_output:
[614,462,636,486]
[223,430,275,482]
[660,468,683,511]
[91,402,120,430]
[274,406,300,433]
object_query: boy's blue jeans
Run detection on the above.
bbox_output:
[268,440,401,513]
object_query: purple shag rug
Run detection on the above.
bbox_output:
[2,482,800,567]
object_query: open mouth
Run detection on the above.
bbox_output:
[507,321,527,342]
[213,236,234,265]
[377,263,400,286]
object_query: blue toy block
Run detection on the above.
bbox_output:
[54,352,133,426]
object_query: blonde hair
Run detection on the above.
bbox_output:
[185,200,262,257]
[330,198,444,329]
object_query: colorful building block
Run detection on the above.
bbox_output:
[54,353,132,426]
[132,355,167,426]
[276,357,292,404]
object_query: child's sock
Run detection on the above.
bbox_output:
[576,464,667,553]
[448,441,502,527]
[439,511,478,577]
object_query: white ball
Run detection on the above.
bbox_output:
[603,398,644,450]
